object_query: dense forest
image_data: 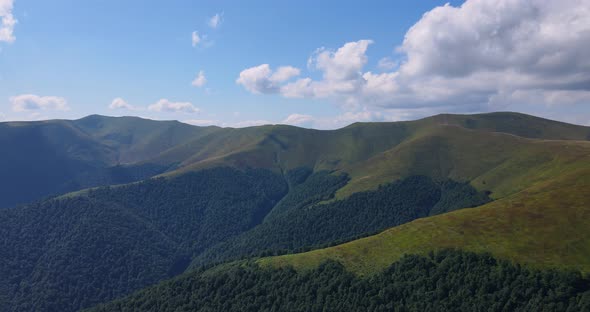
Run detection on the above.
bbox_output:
[0,167,287,312]
[193,173,491,266]
[89,250,590,312]
[0,166,491,311]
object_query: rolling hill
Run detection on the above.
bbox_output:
[2,111,588,209]
[262,165,590,275]
[1,112,590,311]
[81,113,590,312]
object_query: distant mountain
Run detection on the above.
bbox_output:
[0,115,216,208]
[1,112,590,311]
[2,112,588,209]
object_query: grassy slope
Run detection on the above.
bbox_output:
[336,123,590,199]
[431,111,590,141]
[11,112,583,202]
[72,115,218,164]
[261,165,590,275]
[161,122,412,176]
[156,112,590,202]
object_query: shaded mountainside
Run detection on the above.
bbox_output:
[88,250,590,312]
[0,116,214,208]
[0,168,287,312]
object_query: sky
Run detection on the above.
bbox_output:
[1,0,589,129]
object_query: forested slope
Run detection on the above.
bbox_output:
[193,173,490,266]
[89,250,590,312]
[0,168,286,311]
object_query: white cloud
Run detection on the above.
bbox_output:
[281,110,394,129]
[384,0,590,110]
[237,64,300,94]
[148,99,199,113]
[271,66,301,83]
[282,113,314,126]
[399,1,590,79]
[311,40,372,81]
[191,31,201,47]
[318,111,387,129]
[109,97,136,110]
[183,118,276,128]
[378,57,398,71]
[191,70,207,87]
[184,119,219,126]
[0,0,16,43]
[208,12,223,29]
[10,94,69,112]
[254,40,373,101]
[238,0,590,121]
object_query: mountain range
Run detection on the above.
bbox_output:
[1,112,590,311]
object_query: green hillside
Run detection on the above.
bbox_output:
[2,112,587,208]
[72,115,218,164]
[261,166,590,275]
[157,112,590,203]
[425,112,590,141]
[335,123,590,199]
[2,112,590,311]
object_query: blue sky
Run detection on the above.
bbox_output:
[1,0,589,128]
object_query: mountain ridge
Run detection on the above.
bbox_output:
[2,111,590,311]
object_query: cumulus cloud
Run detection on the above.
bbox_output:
[109,98,135,110]
[238,0,590,121]
[148,99,199,113]
[192,70,207,87]
[208,12,223,29]
[383,0,590,111]
[280,40,373,101]
[312,40,372,81]
[237,64,300,94]
[191,31,201,47]
[0,0,16,43]
[10,94,69,112]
